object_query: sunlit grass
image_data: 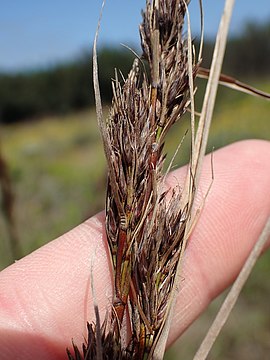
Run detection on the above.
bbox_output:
[0,109,106,264]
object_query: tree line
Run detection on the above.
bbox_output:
[0,20,269,123]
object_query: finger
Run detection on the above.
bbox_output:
[0,140,269,360]
[0,211,109,360]
[166,139,270,345]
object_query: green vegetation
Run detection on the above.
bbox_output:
[0,48,134,123]
[0,110,105,266]
[0,20,269,124]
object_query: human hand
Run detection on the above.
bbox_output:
[0,140,269,360]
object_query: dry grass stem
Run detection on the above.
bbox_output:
[150,0,237,356]
[198,67,270,100]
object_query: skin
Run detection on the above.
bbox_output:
[0,139,269,359]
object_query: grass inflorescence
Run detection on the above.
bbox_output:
[68,0,199,359]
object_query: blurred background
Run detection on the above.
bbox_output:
[0,1,269,359]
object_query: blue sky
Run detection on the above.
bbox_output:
[1,0,270,72]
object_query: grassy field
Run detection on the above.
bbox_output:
[0,110,106,263]
[0,80,269,359]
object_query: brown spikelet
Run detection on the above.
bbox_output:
[67,0,199,358]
